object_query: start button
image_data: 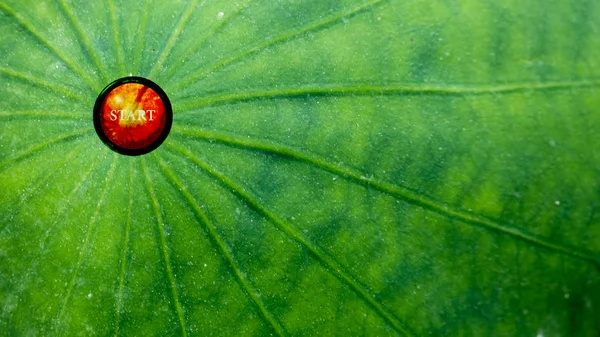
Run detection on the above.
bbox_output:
[93,76,172,156]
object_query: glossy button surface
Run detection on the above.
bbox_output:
[93,77,172,156]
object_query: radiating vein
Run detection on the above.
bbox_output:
[147,0,204,79]
[107,0,125,75]
[141,157,188,337]
[2,151,106,319]
[0,141,90,229]
[0,129,93,172]
[171,127,600,268]
[176,79,600,110]
[0,67,89,103]
[57,153,118,323]
[152,153,287,337]
[172,0,384,91]
[161,0,253,82]
[133,0,151,74]
[0,110,83,120]
[114,159,134,337]
[56,0,109,82]
[0,1,99,93]
[165,141,413,337]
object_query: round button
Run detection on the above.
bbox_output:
[93,77,172,156]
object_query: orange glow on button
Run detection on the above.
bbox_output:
[94,77,172,156]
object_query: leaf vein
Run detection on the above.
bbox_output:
[0,1,99,93]
[148,0,204,79]
[56,0,110,82]
[134,1,152,74]
[0,110,83,120]
[1,151,107,319]
[0,129,93,173]
[113,159,134,337]
[161,0,253,83]
[57,153,118,324]
[176,80,600,110]
[107,0,125,75]
[172,127,600,268]
[0,142,90,230]
[152,152,288,337]
[165,141,414,337]
[172,0,385,91]
[141,157,188,337]
[0,67,89,103]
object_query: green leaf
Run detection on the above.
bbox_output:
[1,0,599,335]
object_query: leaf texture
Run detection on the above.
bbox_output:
[1,0,599,336]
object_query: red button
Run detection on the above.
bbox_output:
[94,77,172,156]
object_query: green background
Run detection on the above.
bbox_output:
[1,0,599,335]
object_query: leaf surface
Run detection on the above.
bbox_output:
[1,0,600,336]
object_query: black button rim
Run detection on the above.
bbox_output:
[93,76,173,156]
